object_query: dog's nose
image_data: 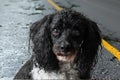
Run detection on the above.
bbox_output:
[60,42,72,53]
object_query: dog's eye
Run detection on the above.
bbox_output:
[52,28,60,36]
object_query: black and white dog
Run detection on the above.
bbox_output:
[14,10,101,80]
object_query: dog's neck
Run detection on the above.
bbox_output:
[59,61,79,80]
[59,61,75,72]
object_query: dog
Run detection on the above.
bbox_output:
[14,10,101,80]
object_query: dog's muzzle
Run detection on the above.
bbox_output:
[59,41,73,55]
[53,41,76,62]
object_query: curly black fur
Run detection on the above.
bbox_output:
[30,14,60,71]
[14,10,101,80]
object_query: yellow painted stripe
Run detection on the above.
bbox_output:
[48,0,62,11]
[48,0,120,61]
[102,39,120,60]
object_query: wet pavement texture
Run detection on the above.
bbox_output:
[0,0,120,80]
[0,0,44,79]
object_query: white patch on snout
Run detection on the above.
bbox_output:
[57,56,68,61]
[57,56,74,62]
[56,52,76,62]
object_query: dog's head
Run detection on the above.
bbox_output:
[30,10,101,74]
[50,12,87,62]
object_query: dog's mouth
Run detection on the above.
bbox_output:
[53,44,77,62]
[55,50,76,62]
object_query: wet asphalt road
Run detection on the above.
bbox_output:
[0,0,120,80]
[75,0,120,41]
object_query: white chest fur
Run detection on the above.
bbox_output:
[30,63,79,80]
[30,66,65,80]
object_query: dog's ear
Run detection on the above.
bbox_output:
[30,15,59,71]
[76,21,101,79]
[30,16,48,40]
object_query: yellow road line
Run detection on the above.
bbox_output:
[102,39,120,60]
[48,0,62,11]
[48,0,120,61]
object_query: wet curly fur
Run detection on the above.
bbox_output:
[14,10,101,80]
